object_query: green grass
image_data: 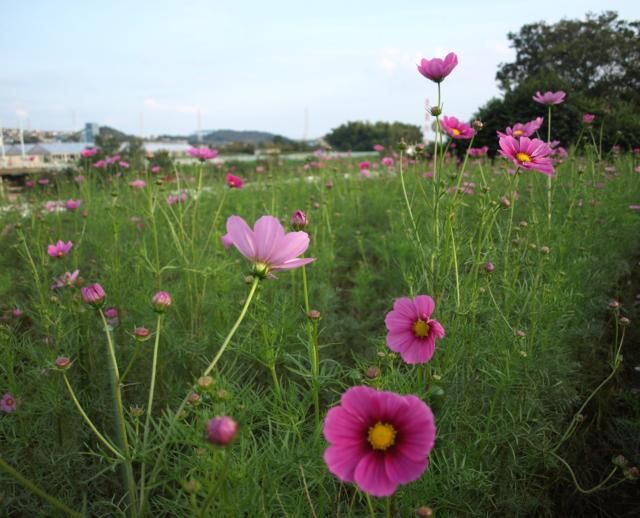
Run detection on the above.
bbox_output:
[0,149,639,516]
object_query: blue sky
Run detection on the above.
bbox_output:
[1,0,639,139]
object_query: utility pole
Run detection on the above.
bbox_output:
[19,117,26,159]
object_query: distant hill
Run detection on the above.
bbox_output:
[191,129,291,145]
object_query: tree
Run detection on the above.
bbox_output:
[473,11,640,153]
[325,121,423,151]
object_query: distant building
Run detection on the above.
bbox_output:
[83,123,100,143]
[142,142,193,157]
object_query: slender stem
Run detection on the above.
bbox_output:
[550,452,619,494]
[138,314,164,512]
[98,309,138,514]
[547,105,552,227]
[302,264,320,428]
[141,277,261,514]
[365,494,376,518]
[0,455,82,518]
[62,374,124,460]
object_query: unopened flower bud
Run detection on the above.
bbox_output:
[608,299,621,310]
[215,389,229,400]
[81,283,106,307]
[307,309,321,321]
[612,455,629,468]
[291,210,308,230]
[134,327,151,341]
[183,478,201,494]
[484,262,495,273]
[55,356,72,370]
[206,416,238,445]
[500,196,511,209]
[152,291,172,313]
[430,106,442,117]
[625,466,640,480]
[540,246,550,254]
[619,316,630,326]
[472,119,484,131]
[516,330,526,337]
[416,506,434,517]
[365,366,381,379]
[130,405,144,417]
[198,376,214,390]
[187,392,201,405]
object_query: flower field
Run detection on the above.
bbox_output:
[1,55,640,517]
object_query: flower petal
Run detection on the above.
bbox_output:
[354,452,398,497]
[226,216,256,260]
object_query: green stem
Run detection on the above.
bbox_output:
[302,264,320,428]
[550,452,619,494]
[62,374,124,460]
[99,309,138,514]
[0,455,82,517]
[547,105,552,227]
[138,314,164,513]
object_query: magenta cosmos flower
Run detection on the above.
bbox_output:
[440,116,475,140]
[417,52,458,83]
[532,90,566,105]
[323,385,436,497]
[498,136,555,176]
[81,283,106,307]
[81,147,98,158]
[189,147,219,161]
[582,113,595,124]
[226,215,314,276]
[384,295,445,364]
[226,173,244,189]
[497,117,543,139]
[65,199,82,211]
[47,240,73,258]
[1,392,17,413]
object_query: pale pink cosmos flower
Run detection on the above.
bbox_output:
[1,392,17,413]
[119,161,130,169]
[189,147,219,161]
[47,240,73,258]
[226,173,244,189]
[65,199,82,211]
[582,113,596,124]
[128,180,146,189]
[220,233,234,249]
[51,270,80,290]
[167,192,188,205]
[150,165,161,174]
[381,157,394,167]
[373,144,385,152]
[255,165,266,173]
[532,90,566,105]
[81,283,106,307]
[74,175,86,183]
[441,116,475,140]
[323,385,436,497]
[93,159,106,169]
[360,169,371,178]
[498,136,555,176]
[497,117,544,139]
[385,295,445,364]
[417,52,458,83]
[468,146,489,158]
[225,215,314,277]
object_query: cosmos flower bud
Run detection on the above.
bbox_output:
[55,356,72,370]
[619,316,630,327]
[206,416,238,445]
[130,405,144,417]
[152,291,172,313]
[472,119,484,131]
[198,376,214,390]
[307,309,321,321]
[187,392,201,405]
[81,283,106,307]
[416,507,434,517]
[290,210,308,230]
[134,327,151,341]
[484,262,495,273]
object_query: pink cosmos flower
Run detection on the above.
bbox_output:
[468,146,489,158]
[417,52,458,83]
[225,215,314,276]
[93,159,106,169]
[360,169,371,178]
[189,147,219,161]
[65,199,82,211]
[358,161,371,170]
[373,144,385,152]
[74,175,86,183]
[25,180,34,188]
[323,385,436,497]
[38,178,50,186]
[128,180,146,189]
[119,161,130,169]
[81,148,98,158]
[381,156,394,167]
[150,165,161,174]
[51,270,80,290]
[104,307,119,325]
[384,295,445,364]
[290,210,308,230]
[582,113,595,124]
[497,117,544,139]
[226,173,244,189]
[498,136,555,176]
[441,116,475,140]
[532,90,566,105]
[220,233,234,249]
[81,283,106,307]
[152,291,172,312]
[207,416,238,445]
[167,192,188,205]
[47,240,73,258]
[1,392,17,413]
[255,165,266,173]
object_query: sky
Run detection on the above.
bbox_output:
[1,0,639,140]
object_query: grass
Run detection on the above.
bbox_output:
[0,145,639,517]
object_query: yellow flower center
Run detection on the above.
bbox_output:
[57,251,65,257]
[413,319,430,338]
[367,422,397,450]
[516,152,531,163]
[513,129,524,136]
[451,128,461,136]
